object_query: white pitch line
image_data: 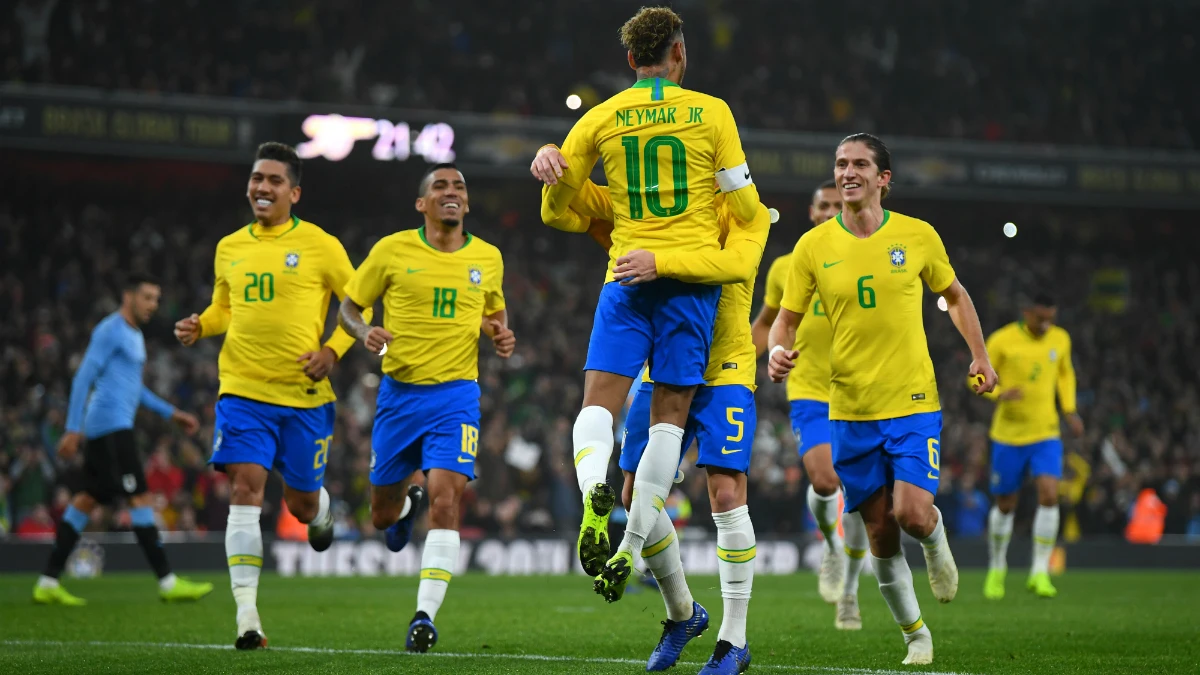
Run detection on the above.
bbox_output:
[0,639,976,675]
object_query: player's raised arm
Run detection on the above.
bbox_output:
[538,112,600,224]
[647,201,772,286]
[337,239,393,355]
[713,100,760,224]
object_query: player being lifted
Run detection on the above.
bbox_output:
[533,6,760,607]
[174,142,366,650]
[977,293,1082,600]
[534,164,769,674]
[34,274,210,606]
[768,134,998,665]
[338,163,514,654]
[752,179,869,629]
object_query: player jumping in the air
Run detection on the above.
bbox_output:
[767,134,998,665]
[537,163,769,674]
[174,142,367,650]
[34,273,209,606]
[338,163,514,654]
[752,179,870,629]
[977,293,1082,600]
[532,6,760,609]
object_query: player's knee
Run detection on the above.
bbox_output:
[287,497,319,524]
[709,485,744,514]
[371,508,399,531]
[894,504,934,538]
[229,481,264,507]
[809,470,841,497]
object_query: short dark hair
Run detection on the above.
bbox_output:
[123,272,160,292]
[418,163,462,197]
[1031,292,1057,308]
[620,6,684,67]
[817,178,837,191]
[839,133,893,199]
[255,141,302,186]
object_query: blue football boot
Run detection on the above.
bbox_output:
[385,484,426,553]
[646,601,709,671]
[406,611,438,653]
[698,640,751,674]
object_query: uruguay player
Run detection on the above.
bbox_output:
[767,134,998,665]
[976,293,1082,600]
[753,179,872,629]
[174,142,367,649]
[338,164,513,654]
[533,6,759,603]
[540,168,768,674]
[34,273,210,606]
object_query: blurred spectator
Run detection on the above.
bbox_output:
[15,503,56,538]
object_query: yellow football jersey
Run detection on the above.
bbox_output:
[344,228,505,385]
[198,216,362,408]
[764,252,831,403]
[980,322,1077,445]
[542,78,760,283]
[781,211,956,421]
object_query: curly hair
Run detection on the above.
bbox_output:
[619,6,684,67]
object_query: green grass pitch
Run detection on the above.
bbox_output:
[2,571,1198,674]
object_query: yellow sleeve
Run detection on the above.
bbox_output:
[572,179,615,221]
[540,113,599,225]
[972,330,1003,400]
[343,239,392,309]
[198,242,231,338]
[1057,333,1078,414]
[780,236,815,314]
[920,224,957,294]
[542,197,591,233]
[321,235,372,358]
[763,255,789,310]
[656,203,769,284]
[712,100,760,223]
[485,251,506,314]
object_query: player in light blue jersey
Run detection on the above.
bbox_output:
[33,273,211,606]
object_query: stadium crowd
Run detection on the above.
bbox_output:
[1,182,1197,543]
[3,0,1196,149]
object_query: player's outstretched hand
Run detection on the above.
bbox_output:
[531,145,569,185]
[485,319,516,358]
[613,250,657,286]
[171,410,201,435]
[56,432,83,462]
[174,314,200,346]
[768,347,798,383]
[969,359,999,394]
[298,346,339,381]
[363,327,394,356]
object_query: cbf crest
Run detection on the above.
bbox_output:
[888,243,908,272]
[284,251,301,270]
[468,265,483,286]
[1049,349,1058,362]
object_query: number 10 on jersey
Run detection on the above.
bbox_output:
[621,135,689,219]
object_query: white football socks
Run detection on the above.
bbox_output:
[572,406,615,496]
[417,529,460,621]
[621,423,684,557]
[873,550,927,639]
[714,505,756,649]
[225,505,263,618]
[807,485,844,553]
[919,506,946,551]
[988,506,1014,571]
[1031,506,1059,576]
[398,495,412,520]
[642,509,693,621]
[842,510,868,597]
[315,487,331,525]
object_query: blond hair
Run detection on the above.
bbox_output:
[619,6,684,66]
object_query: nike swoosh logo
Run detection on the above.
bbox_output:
[743,170,751,180]
[928,471,939,480]
[230,259,246,267]
[721,447,743,455]
[457,456,474,463]
[823,261,843,268]
[407,268,424,274]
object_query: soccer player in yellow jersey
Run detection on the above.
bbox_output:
[337,164,513,654]
[173,142,367,650]
[767,134,998,666]
[753,179,870,629]
[531,6,760,613]
[539,162,767,673]
[976,293,1082,600]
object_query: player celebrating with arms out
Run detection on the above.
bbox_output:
[35,273,209,606]
[752,179,871,629]
[767,134,997,665]
[977,292,1082,600]
[174,142,367,650]
[338,163,514,654]
[533,5,760,603]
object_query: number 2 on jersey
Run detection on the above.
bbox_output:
[621,135,689,219]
